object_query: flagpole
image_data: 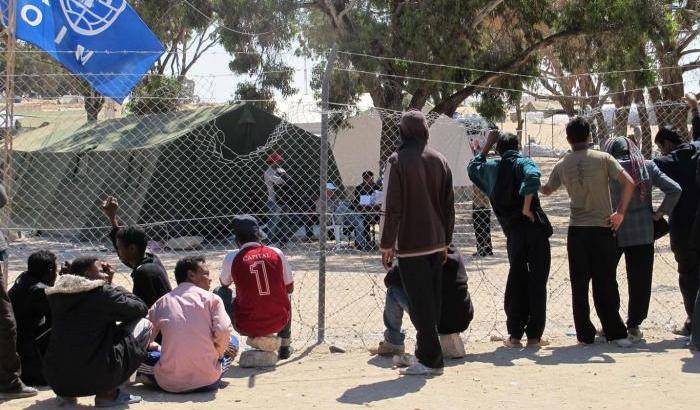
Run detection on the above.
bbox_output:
[2,0,17,288]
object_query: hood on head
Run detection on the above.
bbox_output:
[45,274,104,296]
[399,110,429,143]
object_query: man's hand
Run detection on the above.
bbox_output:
[685,93,699,110]
[523,208,535,222]
[101,196,119,227]
[652,211,664,221]
[381,248,395,271]
[480,129,500,156]
[539,185,554,196]
[441,247,448,265]
[101,262,115,284]
[607,211,625,232]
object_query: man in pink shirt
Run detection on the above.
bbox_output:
[137,256,238,393]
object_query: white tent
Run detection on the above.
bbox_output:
[332,112,474,187]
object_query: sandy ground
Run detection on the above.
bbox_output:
[3,336,700,409]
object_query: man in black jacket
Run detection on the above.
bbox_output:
[44,256,151,406]
[371,245,473,360]
[100,196,171,308]
[380,109,455,376]
[8,251,57,386]
[653,126,700,337]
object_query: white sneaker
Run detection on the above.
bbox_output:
[392,353,417,367]
[628,327,643,343]
[439,333,466,359]
[399,362,443,376]
[612,338,633,348]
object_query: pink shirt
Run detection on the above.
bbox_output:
[148,283,233,393]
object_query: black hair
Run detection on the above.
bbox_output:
[362,170,374,180]
[174,256,206,284]
[654,126,684,145]
[27,250,57,284]
[69,256,99,277]
[235,231,260,245]
[565,116,591,143]
[495,133,519,155]
[115,225,148,255]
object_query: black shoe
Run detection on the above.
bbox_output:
[0,382,38,400]
[278,346,293,360]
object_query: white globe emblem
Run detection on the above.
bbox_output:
[58,0,127,36]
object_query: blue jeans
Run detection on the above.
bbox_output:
[333,202,367,246]
[383,286,409,346]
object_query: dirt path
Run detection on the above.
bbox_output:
[5,337,700,409]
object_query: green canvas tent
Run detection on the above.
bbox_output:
[9,103,342,241]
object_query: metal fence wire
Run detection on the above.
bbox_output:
[0,68,691,350]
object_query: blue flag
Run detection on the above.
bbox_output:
[1,0,165,103]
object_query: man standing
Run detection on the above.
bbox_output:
[468,131,552,348]
[0,182,38,399]
[380,109,455,376]
[264,153,287,244]
[652,118,700,338]
[142,257,236,393]
[101,196,171,308]
[540,117,635,347]
[353,171,381,250]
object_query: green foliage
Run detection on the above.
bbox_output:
[474,94,507,123]
[125,75,185,115]
[233,81,277,112]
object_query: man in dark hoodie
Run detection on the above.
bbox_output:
[44,256,151,407]
[468,131,552,348]
[380,109,455,376]
[100,196,171,308]
[8,251,58,386]
[653,126,700,338]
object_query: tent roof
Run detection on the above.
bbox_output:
[12,104,238,152]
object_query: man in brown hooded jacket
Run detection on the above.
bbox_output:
[380,109,455,376]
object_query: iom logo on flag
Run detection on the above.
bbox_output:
[58,0,127,36]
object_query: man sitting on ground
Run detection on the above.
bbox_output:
[215,215,294,363]
[43,256,151,407]
[100,196,171,307]
[8,251,57,386]
[138,256,237,393]
[371,245,474,361]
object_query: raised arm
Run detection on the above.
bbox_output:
[649,162,681,220]
[467,130,500,197]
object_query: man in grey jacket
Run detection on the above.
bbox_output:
[380,110,455,376]
[0,183,39,399]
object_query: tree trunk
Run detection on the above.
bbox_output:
[633,90,653,158]
[85,92,105,122]
[515,101,523,142]
[588,99,609,147]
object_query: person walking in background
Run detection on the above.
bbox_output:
[604,137,681,342]
[101,196,171,308]
[8,251,58,386]
[468,130,552,348]
[540,117,636,347]
[0,182,39,400]
[43,256,151,407]
[653,126,700,338]
[380,109,455,376]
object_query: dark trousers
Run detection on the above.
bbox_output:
[673,245,700,330]
[0,268,21,390]
[213,286,292,342]
[504,223,551,340]
[616,244,654,328]
[567,227,627,343]
[398,252,443,369]
[472,207,492,255]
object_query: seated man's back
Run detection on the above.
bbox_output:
[220,242,292,337]
[148,257,233,393]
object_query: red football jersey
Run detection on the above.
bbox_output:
[225,244,291,337]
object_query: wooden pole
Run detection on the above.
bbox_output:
[2,0,17,288]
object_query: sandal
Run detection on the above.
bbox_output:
[94,389,142,408]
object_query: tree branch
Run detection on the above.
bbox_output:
[431,28,583,115]
[469,0,505,31]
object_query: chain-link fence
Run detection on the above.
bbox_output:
[0,66,693,351]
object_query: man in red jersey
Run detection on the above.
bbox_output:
[215,215,294,360]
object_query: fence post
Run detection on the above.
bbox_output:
[318,44,337,344]
[2,0,17,288]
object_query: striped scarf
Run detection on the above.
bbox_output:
[603,137,650,200]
